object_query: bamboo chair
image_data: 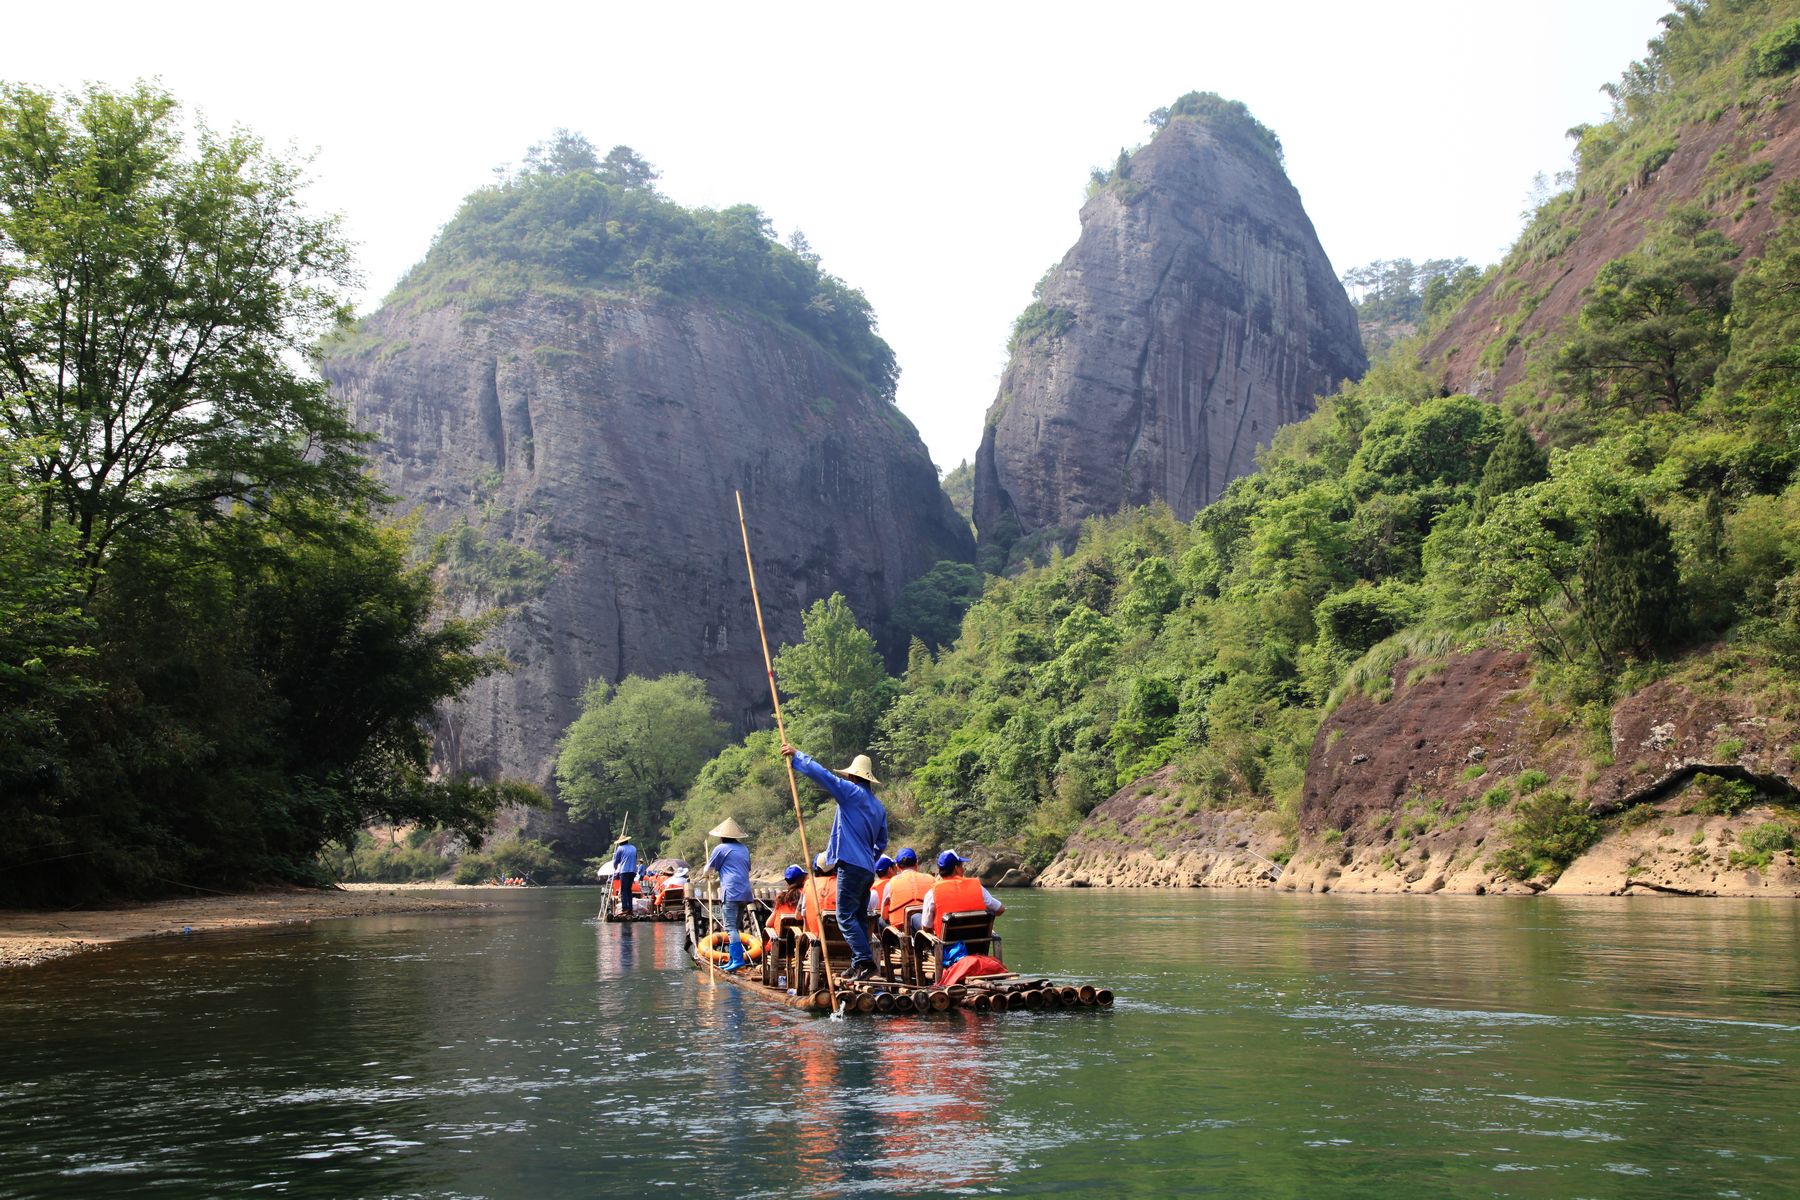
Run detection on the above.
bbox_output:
[880,901,924,983]
[913,911,1003,985]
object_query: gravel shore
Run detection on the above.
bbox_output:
[0,886,495,969]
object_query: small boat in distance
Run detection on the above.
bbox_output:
[597,858,688,922]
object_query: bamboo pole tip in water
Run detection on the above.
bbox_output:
[1094,989,1115,1007]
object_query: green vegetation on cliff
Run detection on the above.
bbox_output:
[647,4,1800,877]
[382,130,900,398]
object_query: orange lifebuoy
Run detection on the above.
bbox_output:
[698,930,764,964]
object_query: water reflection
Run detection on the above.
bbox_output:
[0,890,1796,1199]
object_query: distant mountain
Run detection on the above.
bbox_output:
[974,93,1366,569]
[324,146,972,840]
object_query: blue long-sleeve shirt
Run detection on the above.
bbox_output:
[792,751,888,874]
[704,841,753,902]
[611,843,639,874]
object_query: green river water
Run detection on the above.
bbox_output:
[1,888,1797,1198]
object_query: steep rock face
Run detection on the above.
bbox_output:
[326,294,972,802]
[1040,649,1800,895]
[974,117,1365,561]
[1424,88,1800,396]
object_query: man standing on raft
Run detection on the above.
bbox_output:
[780,743,887,981]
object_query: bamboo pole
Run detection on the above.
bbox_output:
[735,491,839,1015]
[704,837,716,990]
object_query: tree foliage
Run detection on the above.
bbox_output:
[0,85,528,905]
[555,673,728,841]
[775,593,897,765]
[1556,219,1739,415]
[0,82,369,587]
[388,136,898,398]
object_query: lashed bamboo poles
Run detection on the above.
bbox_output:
[735,491,838,1014]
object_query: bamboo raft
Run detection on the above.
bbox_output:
[598,888,686,923]
[683,898,1115,1017]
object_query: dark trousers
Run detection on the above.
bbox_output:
[617,871,635,913]
[835,863,875,968]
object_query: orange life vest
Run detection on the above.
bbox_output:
[802,876,839,938]
[928,876,987,938]
[769,887,802,929]
[882,868,932,927]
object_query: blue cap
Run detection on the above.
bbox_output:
[937,850,965,871]
[875,855,895,873]
[896,848,918,865]
[783,864,805,885]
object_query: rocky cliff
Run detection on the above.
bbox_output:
[1039,649,1800,896]
[1424,80,1800,397]
[326,293,972,807]
[974,103,1365,564]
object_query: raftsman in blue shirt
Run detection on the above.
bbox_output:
[612,842,639,874]
[791,752,888,874]
[705,841,753,902]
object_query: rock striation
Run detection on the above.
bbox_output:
[326,293,972,812]
[974,108,1365,564]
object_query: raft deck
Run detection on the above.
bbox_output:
[683,898,1115,1016]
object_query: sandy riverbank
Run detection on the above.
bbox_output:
[0,886,496,970]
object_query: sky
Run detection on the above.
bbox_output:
[3,0,1675,470]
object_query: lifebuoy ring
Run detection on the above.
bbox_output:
[698,930,764,964]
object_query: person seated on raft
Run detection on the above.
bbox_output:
[696,818,754,971]
[761,864,806,979]
[872,855,897,911]
[880,847,933,933]
[796,854,879,963]
[919,850,1005,952]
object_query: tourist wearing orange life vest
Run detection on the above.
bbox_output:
[872,855,896,910]
[920,850,1004,938]
[881,847,932,930]
[768,864,806,930]
[796,853,878,939]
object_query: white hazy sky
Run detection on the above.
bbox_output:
[5,0,1673,469]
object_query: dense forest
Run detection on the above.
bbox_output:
[0,84,537,905]
[581,0,1800,879]
[9,3,1798,899]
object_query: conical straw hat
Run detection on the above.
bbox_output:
[835,754,881,785]
[709,817,748,839]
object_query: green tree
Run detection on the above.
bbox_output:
[890,560,983,650]
[775,593,897,764]
[1582,498,1681,659]
[523,128,600,176]
[1717,183,1800,412]
[0,83,367,593]
[555,673,728,839]
[1476,421,1551,514]
[1556,223,1739,415]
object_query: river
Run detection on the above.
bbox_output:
[1,889,1796,1198]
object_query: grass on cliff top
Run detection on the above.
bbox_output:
[334,138,900,400]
